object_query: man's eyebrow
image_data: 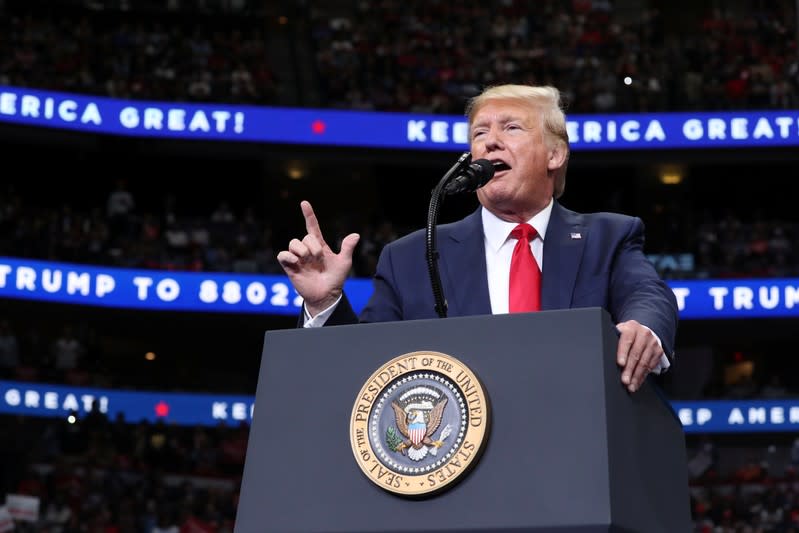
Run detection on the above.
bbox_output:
[472,113,524,128]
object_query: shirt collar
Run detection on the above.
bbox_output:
[482,198,554,253]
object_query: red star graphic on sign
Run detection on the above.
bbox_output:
[155,401,170,418]
[311,120,326,134]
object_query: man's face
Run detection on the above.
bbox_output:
[470,99,558,222]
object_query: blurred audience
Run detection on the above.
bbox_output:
[1,1,796,113]
[2,182,797,280]
[0,0,279,105]
[0,414,240,532]
[688,435,799,532]
[309,0,798,113]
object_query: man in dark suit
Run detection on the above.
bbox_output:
[277,84,678,393]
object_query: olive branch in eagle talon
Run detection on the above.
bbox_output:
[388,397,448,456]
[385,426,403,452]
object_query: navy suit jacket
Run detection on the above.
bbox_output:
[328,201,678,359]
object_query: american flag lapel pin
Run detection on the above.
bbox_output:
[570,232,582,240]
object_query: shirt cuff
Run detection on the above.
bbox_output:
[302,295,342,328]
[641,324,671,374]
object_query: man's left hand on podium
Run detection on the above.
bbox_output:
[615,320,664,394]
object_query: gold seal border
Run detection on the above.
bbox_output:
[349,350,490,496]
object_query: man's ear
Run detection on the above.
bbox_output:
[547,141,568,171]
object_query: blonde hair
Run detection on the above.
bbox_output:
[465,85,570,198]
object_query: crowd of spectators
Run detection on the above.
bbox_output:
[3,178,799,282]
[0,179,285,277]
[0,412,242,532]
[649,207,799,280]
[0,179,414,279]
[688,436,799,532]
[3,0,798,114]
[0,0,280,105]
[0,317,111,389]
[309,0,799,113]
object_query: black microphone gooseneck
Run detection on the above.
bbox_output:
[426,152,472,318]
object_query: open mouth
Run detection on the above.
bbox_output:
[493,161,511,172]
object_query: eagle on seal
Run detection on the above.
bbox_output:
[390,397,448,459]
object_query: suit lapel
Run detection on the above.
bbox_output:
[541,201,586,310]
[439,209,492,316]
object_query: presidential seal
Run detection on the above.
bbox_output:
[350,351,490,496]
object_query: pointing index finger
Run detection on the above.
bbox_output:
[301,200,325,242]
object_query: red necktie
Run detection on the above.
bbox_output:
[509,223,541,312]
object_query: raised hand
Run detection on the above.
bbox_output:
[276,201,360,317]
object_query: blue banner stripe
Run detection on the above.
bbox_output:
[1,257,797,319]
[0,380,254,427]
[672,400,799,433]
[2,86,798,150]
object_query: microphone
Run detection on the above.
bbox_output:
[443,159,495,195]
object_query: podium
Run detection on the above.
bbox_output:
[236,308,690,532]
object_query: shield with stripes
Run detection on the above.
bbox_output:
[408,415,427,446]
